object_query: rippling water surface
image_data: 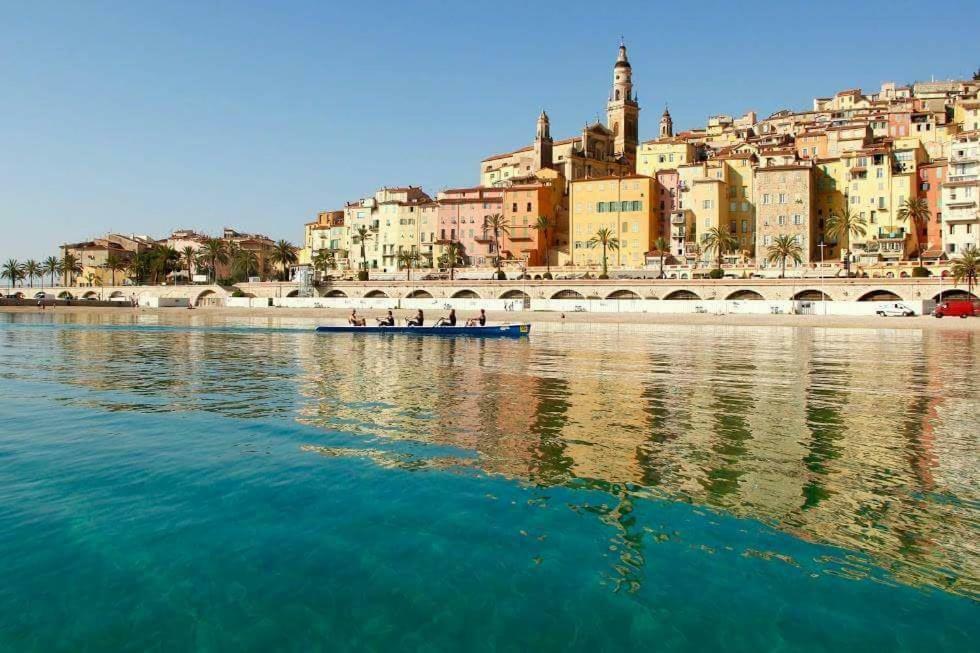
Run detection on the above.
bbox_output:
[0,311,977,651]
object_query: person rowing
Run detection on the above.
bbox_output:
[348,309,367,327]
[406,309,424,327]
[465,309,486,327]
[434,308,457,327]
[376,310,395,327]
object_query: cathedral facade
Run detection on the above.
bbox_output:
[479,44,641,188]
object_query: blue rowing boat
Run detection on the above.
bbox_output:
[314,323,530,337]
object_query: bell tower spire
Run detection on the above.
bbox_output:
[606,41,640,169]
[534,110,553,171]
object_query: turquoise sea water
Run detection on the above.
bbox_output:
[0,312,977,651]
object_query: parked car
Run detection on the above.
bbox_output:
[33,292,56,300]
[933,299,977,319]
[876,303,915,317]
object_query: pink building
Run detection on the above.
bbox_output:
[436,187,504,266]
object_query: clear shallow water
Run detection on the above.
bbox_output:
[0,312,977,651]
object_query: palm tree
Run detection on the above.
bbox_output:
[352,226,372,279]
[147,245,180,284]
[128,251,151,285]
[949,246,979,299]
[233,248,259,280]
[439,241,465,281]
[60,253,82,286]
[23,260,42,288]
[105,253,126,287]
[826,205,867,277]
[2,259,23,289]
[533,215,554,278]
[311,250,336,282]
[200,238,228,284]
[896,197,931,257]
[269,240,299,281]
[84,271,101,288]
[701,226,738,272]
[766,234,804,278]
[484,213,510,279]
[179,246,197,284]
[396,250,419,281]
[587,227,620,279]
[653,236,670,279]
[42,256,60,288]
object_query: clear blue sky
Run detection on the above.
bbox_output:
[2,0,978,261]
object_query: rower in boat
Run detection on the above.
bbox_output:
[348,309,367,326]
[406,309,424,327]
[376,310,395,326]
[434,309,457,327]
[465,309,486,327]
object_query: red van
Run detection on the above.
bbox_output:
[933,299,978,318]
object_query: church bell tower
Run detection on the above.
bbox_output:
[606,42,640,168]
[534,110,553,171]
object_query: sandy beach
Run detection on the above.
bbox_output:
[3,304,979,331]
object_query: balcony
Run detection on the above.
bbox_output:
[670,213,686,225]
[876,227,906,241]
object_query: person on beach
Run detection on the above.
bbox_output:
[435,309,456,327]
[376,310,395,327]
[406,309,424,327]
[348,309,366,326]
[465,309,486,327]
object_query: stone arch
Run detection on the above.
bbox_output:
[364,290,388,298]
[606,289,642,300]
[57,291,73,299]
[109,290,125,299]
[194,289,218,307]
[286,289,300,298]
[451,289,480,299]
[551,289,585,299]
[82,291,99,299]
[323,289,347,298]
[933,289,979,302]
[725,289,765,301]
[406,289,433,299]
[664,289,700,301]
[793,289,832,301]
[499,289,530,300]
[857,289,902,302]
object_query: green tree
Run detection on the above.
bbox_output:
[484,213,510,279]
[233,247,259,280]
[826,205,867,276]
[311,250,336,282]
[42,256,60,288]
[147,245,180,284]
[949,246,979,299]
[653,236,670,279]
[533,215,554,278]
[200,238,228,284]
[23,260,42,288]
[352,226,373,279]
[105,253,126,287]
[438,241,465,281]
[179,246,197,284]
[701,226,738,273]
[2,259,23,289]
[269,239,299,281]
[766,234,804,278]
[587,227,620,279]
[396,250,419,281]
[60,253,82,286]
[897,197,931,257]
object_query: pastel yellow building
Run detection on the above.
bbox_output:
[569,175,658,268]
[637,139,696,177]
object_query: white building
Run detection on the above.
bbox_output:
[941,132,980,255]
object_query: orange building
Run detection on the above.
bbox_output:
[917,159,947,256]
[500,178,561,266]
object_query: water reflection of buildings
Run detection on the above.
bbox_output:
[17,313,976,599]
[294,324,978,598]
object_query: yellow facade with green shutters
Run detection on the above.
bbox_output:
[569,175,658,268]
